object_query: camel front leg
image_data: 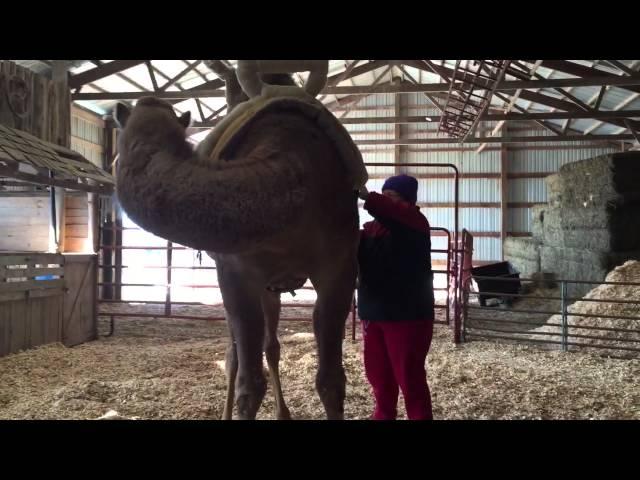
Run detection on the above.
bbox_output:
[218,264,267,420]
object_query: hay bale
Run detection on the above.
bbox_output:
[504,238,542,280]
[534,261,640,357]
[540,246,640,298]
[531,271,557,289]
[545,173,564,207]
[555,152,640,209]
[561,227,640,252]
[558,206,640,252]
[560,228,613,252]
[541,207,567,247]
[504,237,541,261]
[539,202,640,252]
[531,205,545,241]
[530,152,640,301]
[540,246,609,297]
[559,206,611,229]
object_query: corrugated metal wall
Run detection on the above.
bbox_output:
[345,92,622,263]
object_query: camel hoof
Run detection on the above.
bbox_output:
[277,408,292,420]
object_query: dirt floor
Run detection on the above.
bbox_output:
[1,302,638,420]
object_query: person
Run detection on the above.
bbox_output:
[357,174,435,420]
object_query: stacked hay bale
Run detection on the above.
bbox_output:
[505,152,640,297]
[503,237,541,281]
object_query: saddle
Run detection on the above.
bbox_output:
[195,84,368,191]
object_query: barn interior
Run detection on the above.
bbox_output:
[0,60,638,420]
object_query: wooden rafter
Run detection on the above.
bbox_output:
[69,60,146,89]
[594,85,607,110]
[501,60,638,135]
[158,60,203,92]
[606,60,637,76]
[511,62,594,113]
[338,64,393,119]
[507,61,618,145]
[187,61,209,84]
[624,120,640,143]
[186,109,640,130]
[353,133,635,146]
[396,63,444,112]
[204,60,233,79]
[75,75,640,101]
[585,92,640,134]
[540,60,640,95]
[405,60,586,129]
[145,61,159,91]
[318,60,363,103]
[477,60,543,153]
[91,60,149,93]
[148,65,224,115]
[493,91,565,136]
[195,99,206,123]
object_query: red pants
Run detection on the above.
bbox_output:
[362,319,433,420]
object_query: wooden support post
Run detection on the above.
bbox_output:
[500,130,509,261]
[50,61,70,253]
[88,193,98,253]
[101,120,115,300]
[394,87,403,175]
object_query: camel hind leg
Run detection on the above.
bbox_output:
[310,255,358,420]
[221,290,291,420]
[262,291,292,420]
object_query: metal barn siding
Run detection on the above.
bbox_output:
[508,208,532,234]
[362,153,396,176]
[472,238,502,263]
[508,178,547,203]
[510,145,619,173]
[401,133,502,261]
[405,150,501,174]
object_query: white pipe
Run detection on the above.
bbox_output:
[236,60,328,98]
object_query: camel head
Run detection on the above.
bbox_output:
[114,97,192,153]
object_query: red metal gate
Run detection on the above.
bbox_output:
[448,229,474,343]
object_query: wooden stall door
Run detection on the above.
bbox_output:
[62,254,97,347]
[0,253,65,357]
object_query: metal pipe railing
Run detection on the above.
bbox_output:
[462,275,640,355]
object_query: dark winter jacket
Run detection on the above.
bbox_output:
[357,192,434,322]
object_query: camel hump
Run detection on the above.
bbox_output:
[196,85,369,190]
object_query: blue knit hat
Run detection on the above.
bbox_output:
[382,174,418,204]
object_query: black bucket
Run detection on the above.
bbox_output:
[471,261,521,306]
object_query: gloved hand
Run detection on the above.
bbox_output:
[357,185,370,201]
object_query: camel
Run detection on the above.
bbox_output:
[216,66,298,420]
[114,60,366,420]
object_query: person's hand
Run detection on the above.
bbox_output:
[357,185,370,201]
